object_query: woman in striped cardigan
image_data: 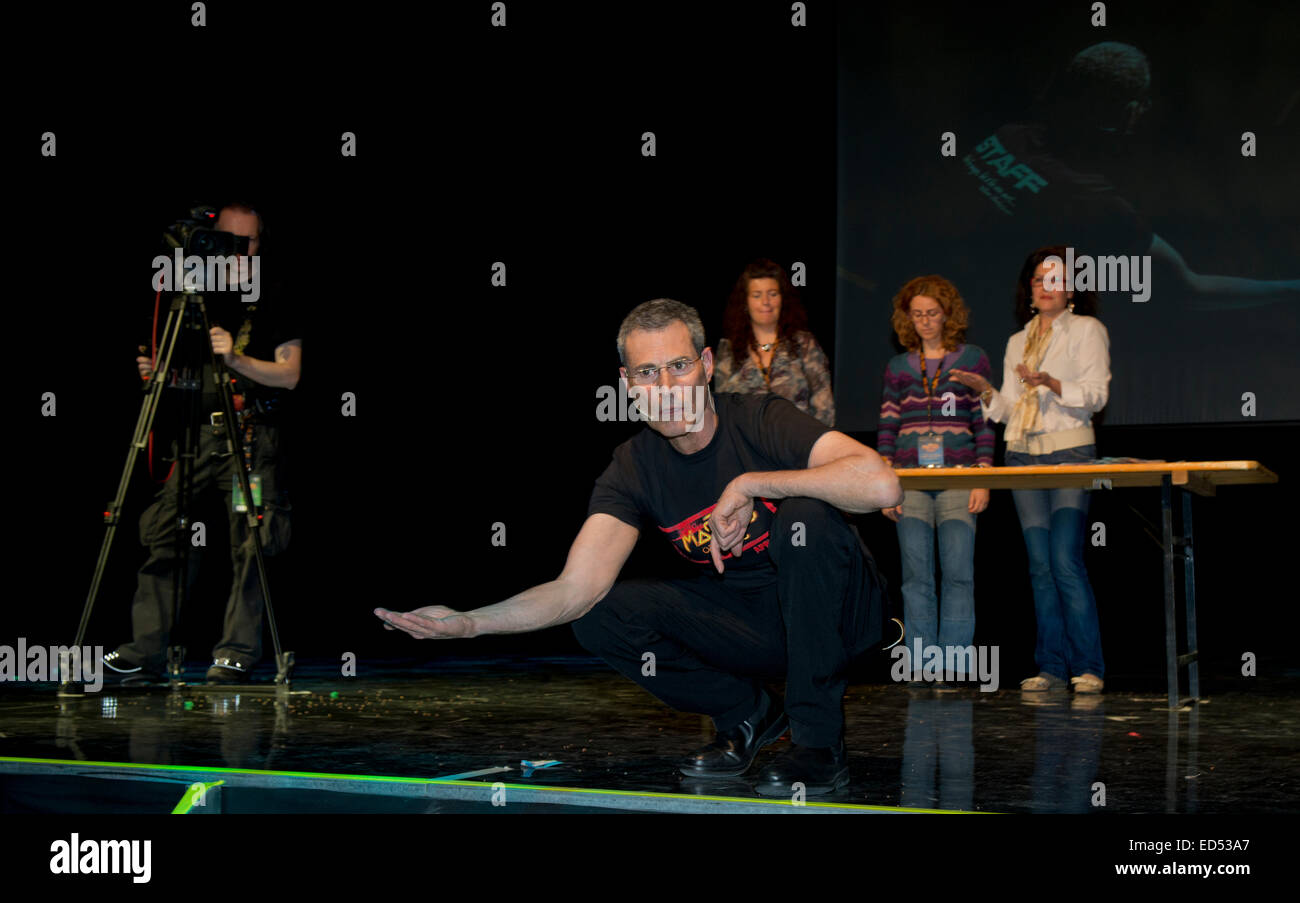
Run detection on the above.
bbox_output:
[878,275,995,684]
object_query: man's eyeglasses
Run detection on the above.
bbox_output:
[627,357,701,385]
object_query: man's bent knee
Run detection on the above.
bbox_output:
[770,497,854,565]
[570,581,636,652]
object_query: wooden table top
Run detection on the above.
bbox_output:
[894,461,1279,496]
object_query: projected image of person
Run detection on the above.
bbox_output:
[838,23,1300,431]
[714,258,835,426]
[955,42,1299,312]
[951,245,1109,694]
[878,276,994,684]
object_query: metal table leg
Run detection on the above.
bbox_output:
[1161,476,1179,708]
[1182,489,1199,702]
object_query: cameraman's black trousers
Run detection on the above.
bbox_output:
[116,422,290,672]
[572,498,885,749]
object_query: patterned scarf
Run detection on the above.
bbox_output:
[1004,314,1053,444]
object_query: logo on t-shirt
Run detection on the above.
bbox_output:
[658,498,779,566]
[963,132,1049,215]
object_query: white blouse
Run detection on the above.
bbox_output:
[982,310,1111,434]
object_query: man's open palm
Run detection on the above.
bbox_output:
[375,605,475,639]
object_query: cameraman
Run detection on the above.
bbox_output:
[104,201,302,683]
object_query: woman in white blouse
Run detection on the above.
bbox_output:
[951,245,1111,694]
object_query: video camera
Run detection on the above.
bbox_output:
[162,205,252,257]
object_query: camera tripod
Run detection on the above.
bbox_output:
[59,288,292,694]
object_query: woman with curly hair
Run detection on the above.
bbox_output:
[879,275,995,684]
[951,244,1110,694]
[713,259,835,426]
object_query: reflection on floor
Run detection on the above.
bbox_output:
[1,658,1296,813]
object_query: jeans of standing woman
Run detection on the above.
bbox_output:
[1005,443,1103,679]
[896,488,976,674]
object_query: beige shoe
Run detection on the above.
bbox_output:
[1071,673,1104,694]
[1020,672,1067,691]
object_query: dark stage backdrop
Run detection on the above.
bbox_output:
[14,2,842,671]
[11,1,1298,686]
[835,0,1300,429]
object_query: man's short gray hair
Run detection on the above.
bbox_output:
[616,298,707,367]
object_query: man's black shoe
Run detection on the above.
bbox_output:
[678,692,788,778]
[753,740,850,797]
[206,658,253,683]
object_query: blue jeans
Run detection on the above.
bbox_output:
[896,489,976,672]
[1005,443,1103,679]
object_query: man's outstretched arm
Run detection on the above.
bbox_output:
[1150,234,1300,308]
[375,513,639,639]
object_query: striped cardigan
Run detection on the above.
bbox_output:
[877,343,995,467]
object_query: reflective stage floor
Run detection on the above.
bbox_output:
[2,658,1297,814]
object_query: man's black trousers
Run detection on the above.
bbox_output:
[118,421,290,671]
[572,497,886,748]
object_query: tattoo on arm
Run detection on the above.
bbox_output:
[277,347,290,362]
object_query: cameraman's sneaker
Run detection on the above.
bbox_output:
[102,650,162,682]
[206,658,253,683]
[102,651,142,674]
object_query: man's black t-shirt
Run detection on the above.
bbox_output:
[222,293,300,364]
[587,393,831,586]
[191,285,302,420]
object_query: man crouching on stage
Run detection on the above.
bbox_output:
[375,299,902,796]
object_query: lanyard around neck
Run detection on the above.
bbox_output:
[920,351,946,430]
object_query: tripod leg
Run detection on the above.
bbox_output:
[169,395,192,680]
[198,297,291,685]
[62,299,190,694]
[165,302,215,681]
